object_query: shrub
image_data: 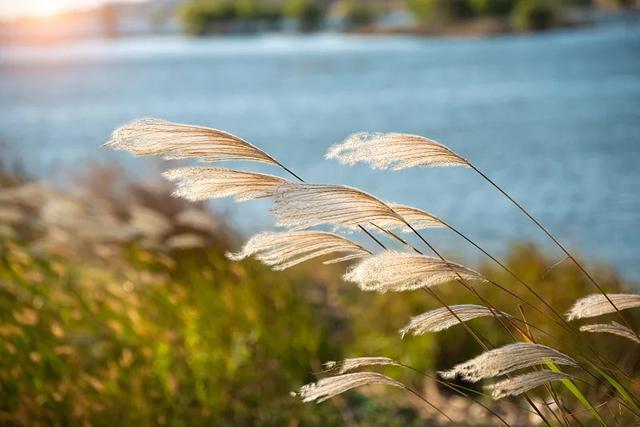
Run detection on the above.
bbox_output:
[512,0,557,31]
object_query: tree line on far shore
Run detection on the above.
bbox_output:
[179,0,632,36]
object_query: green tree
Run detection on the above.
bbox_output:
[343,0,378,27]
[512,0,557,31]
[406,0,476,23]
[285,0,325,31]
[469,0,517,16]
[179,0,236,35]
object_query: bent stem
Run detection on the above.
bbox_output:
[398,362,513,426]
[467,163,639,340]
[400,384,454,423]
[443,220,635,384]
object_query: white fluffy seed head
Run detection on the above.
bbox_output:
[565,293,640,321]
[438,343,577,383]
[374,203,445,232]
[400,305,508,337]
[579,321,640,344]
[270,183,403,231]
[163,167,289,202]
[294,372,404,403]
[321,357,401,374]
[326,132,469,170]
[486,370,572,400]
[226,230,371,271]
[104,118,277,164]
[344,251,486,293]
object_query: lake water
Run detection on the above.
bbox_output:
[1,23,639,279]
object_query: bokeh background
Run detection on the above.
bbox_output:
[1,1,639,425]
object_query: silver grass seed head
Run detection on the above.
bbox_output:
[226,230,371,271]
[579,321,640,344]
[565,293,640,321]
[376,203,445,232]
[270,183,404,231]
[294,372,404,403]
[326,132,469,171]
[344,251,486,293]
[163,167,289,202]
[105,118,277,165]
[400,305,509,337]
[486,370,572,400]
[438,343,577,383]
[320,357,401,374]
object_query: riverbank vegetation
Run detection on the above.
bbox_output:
[179,0,636,36]
[1,160,638,424]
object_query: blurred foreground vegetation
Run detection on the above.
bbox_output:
[1,167,638,425]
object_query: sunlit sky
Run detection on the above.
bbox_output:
[0,0,143,18]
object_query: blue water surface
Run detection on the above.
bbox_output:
[1,23,639,279]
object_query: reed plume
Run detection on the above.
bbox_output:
[105,118,279,165]
[326,132,469,170]
[375,203,445,232]
[294,372,404,403]
[400,304,509,337]
[327,130,633,332]
[103,119,636,423]
[579,322,640,344]
[344,251,486,293]
[486,371,572,400]
[163,167,289,202]
[321,357,401,374]
[566,293,640,321]
[439,343,577,383]
[270,183,403,231]
[226,231,371,270]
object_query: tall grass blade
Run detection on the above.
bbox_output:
[547,363,606,425]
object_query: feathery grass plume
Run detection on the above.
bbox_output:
[486,371,572,400]
[163,167,289,202]
[105,118,278,164]
[344,251,486,293]
[271,183,404,230]
[374,203,445,232]
[565,293,640,321]
[326,132,469,170]
[294,372,403,403]
[226,231,372,271]
[400,304,509,337]
[321,357,401,374]
[579,322,640,344]
[439,343,577,383]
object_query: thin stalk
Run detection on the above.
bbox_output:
[269,152,610,423]
[401,385,454,423]
[401,221,552,425]
[425,288,491,350]
[398,363,513,426]
[467,163,639,340]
